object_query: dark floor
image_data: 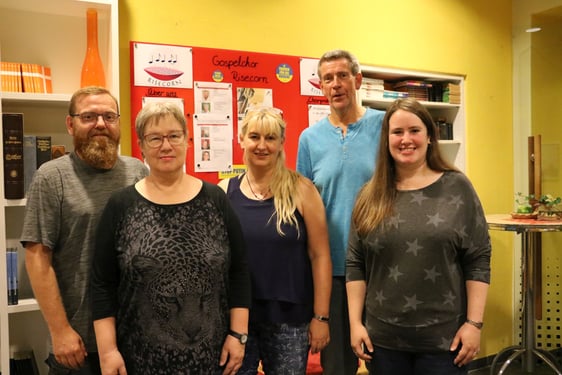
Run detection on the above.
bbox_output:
[470,362,561,374]
[468,348,562,375]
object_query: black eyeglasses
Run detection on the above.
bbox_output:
[143,132,185,148]
[70,112,120,125]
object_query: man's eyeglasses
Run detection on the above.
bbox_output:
[143,132,185,148]
[70,112,120,125]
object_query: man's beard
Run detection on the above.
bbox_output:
[74,134,119,170]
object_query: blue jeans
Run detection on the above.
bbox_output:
[238,322,310,375]
[366,346,468,375]
[45,353,101,375]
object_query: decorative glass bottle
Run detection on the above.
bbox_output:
[80,9,106,87]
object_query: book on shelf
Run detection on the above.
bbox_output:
[51,145,66,159]
[383,90,409,99]
[7,247,18,305]
[21,63,35,94]
[428,82,444,102]
[37,136,53,167]
[23,134,51,194]
[0,61,23,93]
[23,135,52,195]
[10,349,39,375]
[393,80,433,88]
[43,66,53,94]
[443,83,461,104]
[362,77,385,90]
[360,87,384,100]
[1,61,52,94]
[2,113,25,199]
[393,80,432,101]
[436,118,454,140]
[23,136,37,195]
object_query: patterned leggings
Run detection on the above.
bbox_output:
[238,322,310,375]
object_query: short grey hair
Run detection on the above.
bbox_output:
[317,49,361,78]
[135,101,187,141]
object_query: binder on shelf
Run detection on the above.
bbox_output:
[2,113,25,199]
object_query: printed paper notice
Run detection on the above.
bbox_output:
[133,42,193,89]
[194,113,233,172]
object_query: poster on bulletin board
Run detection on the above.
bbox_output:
[130,41,327,184]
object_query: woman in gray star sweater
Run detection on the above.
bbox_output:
[346,98,491,375]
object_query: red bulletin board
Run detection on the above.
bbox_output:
[130,41,327,184]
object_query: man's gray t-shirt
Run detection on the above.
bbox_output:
[21,152,148,352]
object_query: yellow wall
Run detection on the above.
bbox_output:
[531,7,562,335]
[118,0,515,357]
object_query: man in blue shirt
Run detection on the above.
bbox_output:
[296,49,384,375]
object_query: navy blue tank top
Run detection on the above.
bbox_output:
[226,174,313,324]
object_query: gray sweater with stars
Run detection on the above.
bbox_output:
[346,171,491,352]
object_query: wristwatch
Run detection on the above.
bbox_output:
[313,314,330,323]
[228,329,248,344]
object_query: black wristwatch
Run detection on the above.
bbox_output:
[228,329,248,344]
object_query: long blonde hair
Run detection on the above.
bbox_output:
[239,108,300,236]
[352,98,458,236]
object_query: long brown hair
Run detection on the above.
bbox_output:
[352,98,458,236]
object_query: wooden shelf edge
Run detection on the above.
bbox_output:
[7,298,40,314]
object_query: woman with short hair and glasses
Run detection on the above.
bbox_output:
[91,101,251,375]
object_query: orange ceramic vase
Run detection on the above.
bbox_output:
[80,9,106,87]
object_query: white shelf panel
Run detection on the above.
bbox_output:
[7,298,40,314]
[1,92,71,105]
[360,64,465,172]
[0,0,111,18]
[3,199,26,207]
[361,64,465,82]
[1,2,118,374]
[362,98,460,110]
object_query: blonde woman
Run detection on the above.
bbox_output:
[219,107,332,374]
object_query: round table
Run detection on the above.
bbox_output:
[486,214,562,375]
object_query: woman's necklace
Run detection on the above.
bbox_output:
[246,173,270,201]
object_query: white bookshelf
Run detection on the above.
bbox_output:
[360,65,465,172]
[0,1,119,374]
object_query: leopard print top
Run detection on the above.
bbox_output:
[92,182,250,374]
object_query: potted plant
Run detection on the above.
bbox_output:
[536,194,561,221]
[512,192,539,219]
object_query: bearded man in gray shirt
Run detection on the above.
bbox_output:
[21,86,148,375]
